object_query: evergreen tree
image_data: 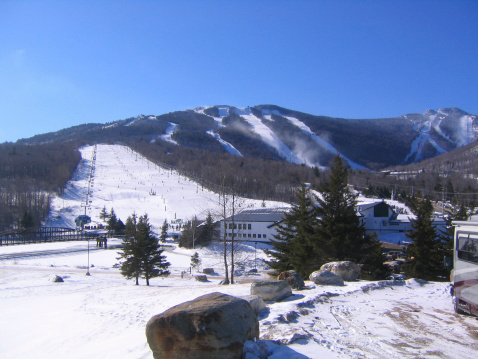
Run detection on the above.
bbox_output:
[159,219,168,242]
[136,214,170,286]
[315,156,389,279]
[118,213,141,285]
[404,195,449,281]
[107,208,117,234]
[197,212,215,246]
[178,220,193,248]
[266,184,320,278]
[114,218,125,234]
[21,211,34,229]
[99,206,108,221]
[117,213,170,286]
[190,252,201,272]
[178,216,199,249]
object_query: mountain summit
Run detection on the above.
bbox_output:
[18,105,477,170]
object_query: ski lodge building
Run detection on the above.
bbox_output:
[216,201,446,244]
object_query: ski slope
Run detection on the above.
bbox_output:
[48,144,284,232]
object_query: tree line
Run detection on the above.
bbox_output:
[0,142,81,231]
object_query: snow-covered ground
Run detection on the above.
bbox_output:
[1,144,478,358]
[1,241,477,359]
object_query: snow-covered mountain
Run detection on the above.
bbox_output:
[17,105,478,170]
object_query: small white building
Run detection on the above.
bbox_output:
[356,200,446,243]
[216,207,288,243]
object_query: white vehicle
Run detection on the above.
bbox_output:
[451,215,478,315]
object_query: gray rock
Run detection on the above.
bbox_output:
[320,261,362,281]
[277,270,305,289]
[239,295,267,316]
[250,280,292,302]
[203,268,215,274]
[146,292,259,359]
[194,274,208,282]
[50,275,64,283]
[309,270,344,286]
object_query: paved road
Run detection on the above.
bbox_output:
[0,246,105,261]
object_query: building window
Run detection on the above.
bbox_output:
[248,234,251,238]
[228,223,232,229]
[258,234,262,238]
[248,224,251,230]
[253,234,256,238]
[238,224,242,230]
[263,234,266,238]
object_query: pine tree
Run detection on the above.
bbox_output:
[21,211,34,229]
[107,208,117,234]
[178,219,193,248]
[99,206,108,221]
[315,156,389,279]
[136,214,170,286]
[114,218,125,234]
[118,213,141,285]
[159,219,168,242]
[197,212,215,246]
[266,184,320,278]
[190,252,201,272]
[405,195,449,281]
[117,213,170,286]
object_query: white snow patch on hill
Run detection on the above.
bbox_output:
[234,107,303,164]
[275,112,366,170]
[207,130,242,156]
[457,115,476,147]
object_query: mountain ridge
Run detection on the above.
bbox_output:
[15,105,478,170]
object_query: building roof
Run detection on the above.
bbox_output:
[223,207,288,223]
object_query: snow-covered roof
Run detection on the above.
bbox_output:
[222,207,288,223]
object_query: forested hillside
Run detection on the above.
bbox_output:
[0,143,81,230]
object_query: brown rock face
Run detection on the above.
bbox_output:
[145,292,259,359]
[277,270,305,289]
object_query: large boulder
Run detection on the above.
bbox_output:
[146,292,259,359]
[320,261,361,281]
[250,280,292,302]
[239,295,267,316]
[277,270,305,289]
[309,270,344,286]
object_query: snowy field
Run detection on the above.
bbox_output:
[1,144,478,358]
[1,241,478,359]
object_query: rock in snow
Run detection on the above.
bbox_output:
[309,270,345,286]
[146,292,259,359]
[320,261,362,281]
[277,270,305,289]
[250,280,292,302]
[50,275,64,283]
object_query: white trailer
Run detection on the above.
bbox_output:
[451,215,478,315]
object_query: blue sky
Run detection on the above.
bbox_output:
[1,0,477,143]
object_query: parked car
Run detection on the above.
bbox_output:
[388,274,405,281]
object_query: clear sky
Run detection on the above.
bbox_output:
[1,0,477,143]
